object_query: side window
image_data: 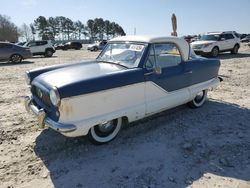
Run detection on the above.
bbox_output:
[0,43,12,48]
[220,34,226,40]
[145,46,155,69]
[36,41,42,46]
[0,43,13,49]
[41,41,48,45]
[226,34,234,40]
[154,43,182,68]
[28,42,36,47]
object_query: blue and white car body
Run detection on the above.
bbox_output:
[25,36,221,144]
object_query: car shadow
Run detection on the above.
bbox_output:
[0,61,34,67]
[34,100,250,187]
[30,56,58,59]
[216,53,250,60]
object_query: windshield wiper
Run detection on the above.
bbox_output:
[96,60,129,69]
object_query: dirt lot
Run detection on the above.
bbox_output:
[0,44,250,188]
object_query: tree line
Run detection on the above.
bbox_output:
[22,16,126,41]
[0,14,19,42]
[0,14,126,42]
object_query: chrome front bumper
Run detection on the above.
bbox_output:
[24,96,76,133]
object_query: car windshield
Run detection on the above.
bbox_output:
[200,34,219,41]
[97,43,146,68]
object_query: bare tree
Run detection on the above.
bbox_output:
[19,23,32,41]
[0,14,19,42]
[30,24,36,40]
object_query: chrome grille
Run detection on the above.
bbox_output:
[31,85,52,107]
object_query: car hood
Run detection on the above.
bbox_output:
[34,61,125,88]
[191,40,216,46]
[32,61,144,98]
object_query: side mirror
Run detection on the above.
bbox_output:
[220,38,225,41]
[154,67,162,75]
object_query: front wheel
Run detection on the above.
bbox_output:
[211,47,219,57]
[88,118,122,144]
[188,90,207,108]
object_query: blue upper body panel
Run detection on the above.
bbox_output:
[31,61,145,98]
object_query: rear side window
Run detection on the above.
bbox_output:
[28,42,36,47]
[154,43,182,68]
[36,41,47,46]
[0,43,13,49]
[225,34,234,40]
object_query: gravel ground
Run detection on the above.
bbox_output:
[0,44,250,188]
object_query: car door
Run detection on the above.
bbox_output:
[144,43,192,115]
[27,41,38,53]
[0,43,13,60]
[36,41,47,53]
[218,34,228,51]
[224,34,236,49]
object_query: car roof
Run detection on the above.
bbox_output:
[206,31,236,35]
[110,35,190,61]
[206,32,222,35]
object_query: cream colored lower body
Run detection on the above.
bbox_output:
[59,78,220,137]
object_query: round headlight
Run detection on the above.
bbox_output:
[25,72,31,85]
[50,88,61,106]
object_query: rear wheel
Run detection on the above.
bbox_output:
[231,44,239,54]
[10,54,22,63]
[88,118,122,144]
[211,47,219,57]
[188,90,207,108]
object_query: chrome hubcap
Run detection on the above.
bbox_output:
[195,91,204,102]
[98,121,115,133]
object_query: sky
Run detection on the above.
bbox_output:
[1,0,250,36]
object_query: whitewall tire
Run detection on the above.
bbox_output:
[88,118,122,144]
[188,90,207,108]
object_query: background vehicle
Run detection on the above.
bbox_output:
[54,42,65,50]
[0,42,32,63]
[62,41,82,50]
[241,35,250,43]
[87,40,107,51]
[191,31,240,57]
[24,40,55,57]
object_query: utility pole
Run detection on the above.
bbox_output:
[134,27,136,35]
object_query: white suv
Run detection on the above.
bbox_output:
[25,40,56,57]
[191,31,240,57]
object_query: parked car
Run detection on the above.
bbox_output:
[191,31,240,57]
[62,42,82,50]
[240,34,247,39]
[24,40,55,57]
[54,42,65,50]
[87,40,107,51]
[0,42,32,63]
[24,36,221,144]
[241,35,250,43]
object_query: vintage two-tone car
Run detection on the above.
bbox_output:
[24,36,221,144]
